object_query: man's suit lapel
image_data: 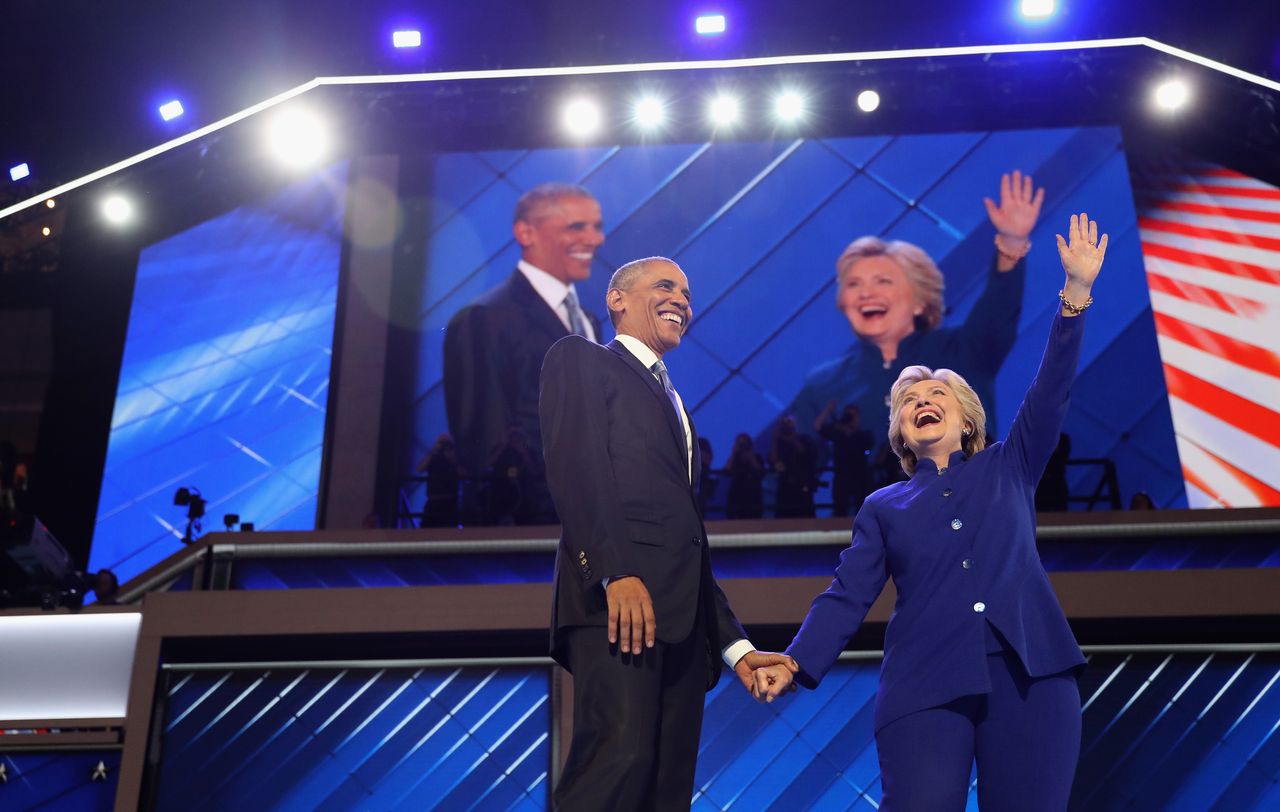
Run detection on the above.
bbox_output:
[507,269,572,341]
[606,340,688,468]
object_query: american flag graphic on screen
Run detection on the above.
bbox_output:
[1136,162,1280,508]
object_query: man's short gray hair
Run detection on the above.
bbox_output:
[513,183,597,224]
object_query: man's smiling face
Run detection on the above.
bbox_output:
[610,260,693,357]
[514,195,605,284]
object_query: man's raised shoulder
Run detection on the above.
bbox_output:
[543,334,610,369]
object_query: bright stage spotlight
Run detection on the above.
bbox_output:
[856,89,881,112]
[9,163,30,182]
[695,14,726,35]
[41,226,50,237]
[1153,78,1190,111]
[45,199,56,209]
[708,94,740,127]
[633,97,667,129]
[1019,0,1056,19]
[562,98,603,138]
[392,30,422,48]
[774,91,805,122]
[267,109,328,168]
[158,100,185,122]
[102,195,133,225]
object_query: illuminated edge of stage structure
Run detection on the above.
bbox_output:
[2,36,1278,223]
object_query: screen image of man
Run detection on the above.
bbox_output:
[443,183,605,525]
[540,257,794,810]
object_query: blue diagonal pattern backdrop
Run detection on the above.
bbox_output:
[146,653,1280,810]
[153,666,550,811]
[89,163,348,584]
[405,128,1186,514]
[694,652,1280,811]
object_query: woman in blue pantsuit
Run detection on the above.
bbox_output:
[753,213,1109,811]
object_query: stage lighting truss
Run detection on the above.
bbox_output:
[774,90,806,122]
[1019,0,1056,20]
[632,96,668,129]
[561,98,603,137]
[101,195,132,225]
[392,30,422,49]
[158,100,185,122]
[695,15,727,35]
[266,109,328,168]
[2,37,1277,223]
[708,94,740,128]
[1153,78,1191,112]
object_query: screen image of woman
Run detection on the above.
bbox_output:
[785,170,1047,473]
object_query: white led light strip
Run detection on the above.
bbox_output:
[2,37,1276,223]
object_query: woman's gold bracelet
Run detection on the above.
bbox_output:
[994,234,1031,262]
[1058,289,1093,314]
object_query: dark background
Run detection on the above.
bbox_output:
[2,0,1279,198]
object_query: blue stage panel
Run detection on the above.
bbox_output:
[144,653,1280,809]
[0,751,120,812]
[154,666,551,812]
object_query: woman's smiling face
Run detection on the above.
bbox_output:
[898,379,967,459]
[838,255,922,350]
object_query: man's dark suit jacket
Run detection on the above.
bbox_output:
[443,269,602,481]
[540,336,747,689]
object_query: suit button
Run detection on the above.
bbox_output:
[962,558,974,569]
[973,601,986,613]
[950,518,963,530]
[692,536,702,545]
[943,488,953,497]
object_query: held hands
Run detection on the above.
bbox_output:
[1055,212,1108,308]
[983,169,1046,245]
[734,651,799,697]
[751,663,797,703]
[606,576,656,654]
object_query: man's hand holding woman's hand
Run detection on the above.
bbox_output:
[732,652,800,702]
[751,663,797,703]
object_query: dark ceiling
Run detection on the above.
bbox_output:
[2,0,1278,199]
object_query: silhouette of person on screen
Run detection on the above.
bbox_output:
[443,183,605,525]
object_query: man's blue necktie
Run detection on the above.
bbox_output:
[564,288,588,337]
[650,360,685,452]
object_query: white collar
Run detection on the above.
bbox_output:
[614,334,661,371]
[517,260,576,311]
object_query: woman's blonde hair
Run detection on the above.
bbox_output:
[836,236,946,333]
[887,365,987,475]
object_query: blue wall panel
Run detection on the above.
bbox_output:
[89,164,348,584]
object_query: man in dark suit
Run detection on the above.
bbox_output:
[540,257,795,810]
[443,183,605,524]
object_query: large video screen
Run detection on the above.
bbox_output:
[89,163,348,583]
[396,126,1224,520]
[1131,162,1280,508]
